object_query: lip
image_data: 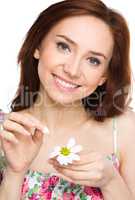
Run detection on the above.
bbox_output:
[52,73,81,86]
[52,74,81,93]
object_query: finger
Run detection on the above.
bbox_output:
[3,120,31,136]
[24,114,49,134]
[8,112,49,135]
[68,151,104,166]
[32,128,43,145]
[0,130,19,144]
[51,161,96,172]
[55,166,99,182]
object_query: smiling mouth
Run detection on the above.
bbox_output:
[52,74,81,90]
[53,74,81,88]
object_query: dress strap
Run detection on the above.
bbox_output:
[112,117,119,157]
[0,110,5,131]
[0,110,6,158]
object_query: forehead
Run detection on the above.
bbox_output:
[47,15,114,56]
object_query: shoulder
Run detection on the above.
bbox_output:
[117,108,135,195]
[116,107,135,155]
[117,107,135,135]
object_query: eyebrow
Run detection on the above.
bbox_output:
[56,34,107,60]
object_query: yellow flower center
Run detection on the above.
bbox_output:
[60,147,71,156]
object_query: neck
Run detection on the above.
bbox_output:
[30,89,89,132]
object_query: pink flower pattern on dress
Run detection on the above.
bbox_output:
[19,153,119,200]
[21,177,29,196]
[63,192,75,200]
[84,186,102,200]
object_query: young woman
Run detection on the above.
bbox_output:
[0,0,135,199]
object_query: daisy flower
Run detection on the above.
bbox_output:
[49,137,83,165]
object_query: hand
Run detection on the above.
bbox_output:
[0,112,48,174]
[49,151,118,188]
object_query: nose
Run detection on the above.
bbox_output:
[63,56,81,78]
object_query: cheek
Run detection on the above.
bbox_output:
[37,51,63,86]
[38,49,64,73]
[83,72,104,94]
[85,74,101,87]
[37,58,50,88]
[37,53,55,78]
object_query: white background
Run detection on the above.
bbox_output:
[0,0,135,112]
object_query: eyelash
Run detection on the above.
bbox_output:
[56,41,101,66]
[56,42,71,53]
[87,57,101,66]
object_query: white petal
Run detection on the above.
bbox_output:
[57,155,68,165]
[71,145,83,153]
[60,154,75,164]
[67,159,73,164]
[54,146,61,152]
[64,153,78,163]
[57,154,75,165]
[68,153,80,161]
[66,153,75,160]
[49,146,61,158]
[67,137,76,148]
[72,154,80,161]
[64,155,74,163]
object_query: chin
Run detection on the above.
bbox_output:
[47,91,82,107]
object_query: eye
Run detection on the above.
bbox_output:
[56,42,71,53]
[87,57,101,66]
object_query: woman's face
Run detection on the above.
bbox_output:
[34,15,114,105]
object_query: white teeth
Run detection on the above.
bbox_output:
[55,76,78,89]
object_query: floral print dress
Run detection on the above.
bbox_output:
[21,154,119,200]
[0,111,120,200]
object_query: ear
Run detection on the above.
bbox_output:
[33,49,40,59]
[98,76,107,86]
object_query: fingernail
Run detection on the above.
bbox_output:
[42,126,50,135]
[14,139,19,144]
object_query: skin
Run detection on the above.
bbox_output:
[34,16,113,105]
[0,16,135,200]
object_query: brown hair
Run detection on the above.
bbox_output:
[11,0,131,121]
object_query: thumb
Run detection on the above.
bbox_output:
[32,128,43,144]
